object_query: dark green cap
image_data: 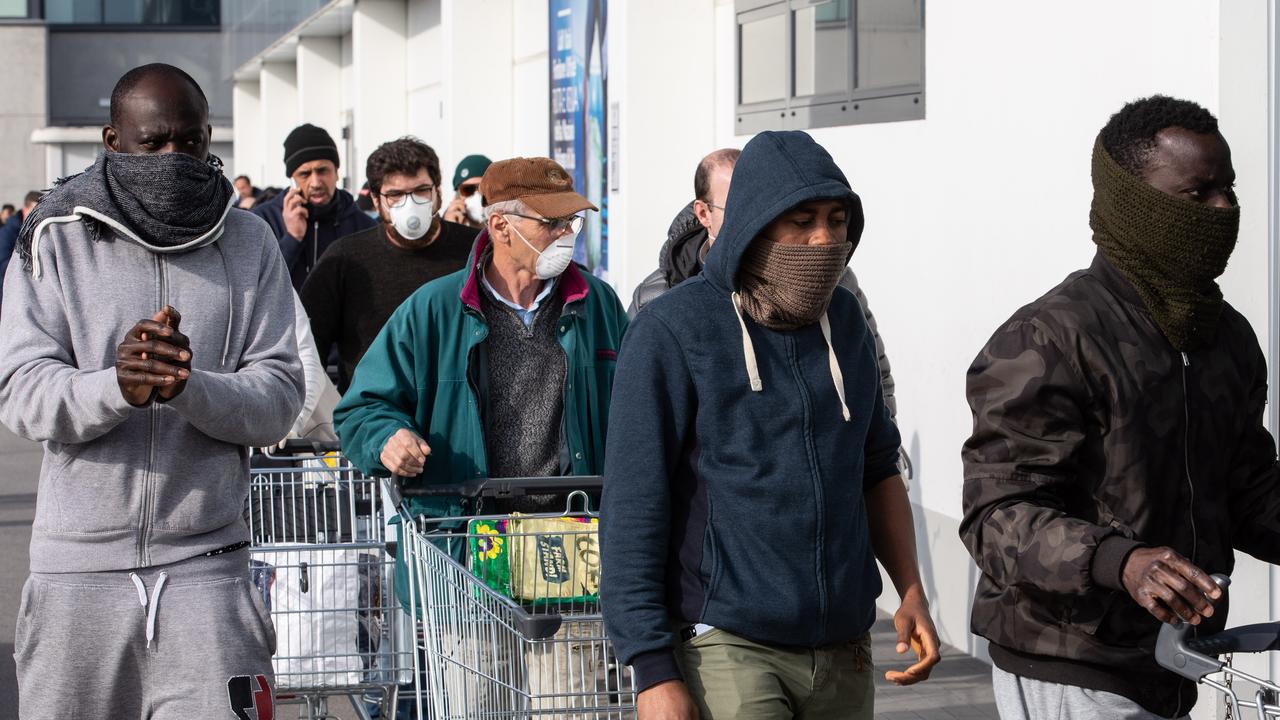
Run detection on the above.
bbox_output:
[452,154,492,190]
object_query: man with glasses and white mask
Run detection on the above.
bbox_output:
[301,137,476,393]
[335,156,628,713]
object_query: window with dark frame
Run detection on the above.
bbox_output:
[44,0,220,27]
[736,0,924,134]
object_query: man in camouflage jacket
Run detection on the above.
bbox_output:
[962,96,1280,719]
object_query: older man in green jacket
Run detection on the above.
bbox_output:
[336,156,627,517]
[336,157,627,713]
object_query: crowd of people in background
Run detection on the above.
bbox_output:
[3,59,1280,720]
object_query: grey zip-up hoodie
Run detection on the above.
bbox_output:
[0,205,303,573]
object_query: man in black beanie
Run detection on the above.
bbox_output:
[252,122,376,290]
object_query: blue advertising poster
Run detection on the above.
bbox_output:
[550,0,608,278]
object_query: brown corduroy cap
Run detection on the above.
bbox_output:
[480,157,598,218]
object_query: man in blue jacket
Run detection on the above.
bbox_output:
[601,130,940,719]
[252,123,376,290]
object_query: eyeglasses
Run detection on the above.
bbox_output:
[458,183,482,198]
[699,198,725,213]
[380,185,435,208]
[505,212,585,235]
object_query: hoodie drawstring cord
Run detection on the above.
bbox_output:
[129,571,169,649]
[215,242,233,368]
[732,293,851,423]
[818,312,852,422]
[731,292,763,392]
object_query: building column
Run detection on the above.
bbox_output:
[352,0,408,189]
[231,79,263,186]
[296,36,345,177]
[259,61,299,186]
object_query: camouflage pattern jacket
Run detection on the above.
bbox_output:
[960,253,1280,716]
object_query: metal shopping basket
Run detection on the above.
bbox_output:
[1156,575,1280,719]
[387,475,636,719]
[248,440,414,719]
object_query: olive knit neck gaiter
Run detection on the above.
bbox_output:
[737,239,852,330]
[1090,138,1240,351]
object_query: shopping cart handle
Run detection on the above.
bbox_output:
[263,439,343,457]
[395,475,603,498]
[1155,574,1232,682]
[516,612,564,641]
[1186,622,1280,656]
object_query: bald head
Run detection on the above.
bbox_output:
[694,148,741,203]
[693,148,740,242]
[104,63,211,159]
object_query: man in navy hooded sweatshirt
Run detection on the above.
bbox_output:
[601,131,940,719]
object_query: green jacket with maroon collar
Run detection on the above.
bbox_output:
[335,229,629,518]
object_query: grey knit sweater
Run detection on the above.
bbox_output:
[478,274,568,485]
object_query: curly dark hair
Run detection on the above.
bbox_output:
[1099,95,1220,175]
[365,137,442,196]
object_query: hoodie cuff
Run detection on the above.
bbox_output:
[91,368,140,417]
[631,649,683,693]
[1091,535,1146,591]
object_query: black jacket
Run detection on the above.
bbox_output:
[251,188,377,291]
[961,253,1280,717]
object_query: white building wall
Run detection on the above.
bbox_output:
[610,0,717,297]
[407,0,448,177]
[352,0,409,190]
[442,0,515,184]
[511,0,550,159]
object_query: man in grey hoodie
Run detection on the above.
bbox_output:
[0,63,302,719]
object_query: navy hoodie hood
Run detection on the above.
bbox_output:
[702,130,865,295]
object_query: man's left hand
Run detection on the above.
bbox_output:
[884,588,941,685]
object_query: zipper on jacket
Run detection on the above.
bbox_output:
[137,256,167,567]
[786,334,829,638]
[311,220,319,271]
[1180,352,1198,566]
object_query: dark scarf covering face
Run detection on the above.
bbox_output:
[737,239,852,330]
[1090,138,1240,351]
[17,151,234,271]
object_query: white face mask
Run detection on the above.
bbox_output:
[387,195,435,240]
[464,192,484,224]
[506,215,577,280]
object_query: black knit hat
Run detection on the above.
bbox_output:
[283,123,340,177]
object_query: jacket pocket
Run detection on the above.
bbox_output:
[12,576,43,662]
[43,439,142,534]
[150,432,245,534]
[238,577,278,656]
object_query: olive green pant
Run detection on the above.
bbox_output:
[675,628,874,719]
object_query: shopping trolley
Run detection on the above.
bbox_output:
[386,475,636,719]
[1156,575,1280,719]
[248,440,414,719]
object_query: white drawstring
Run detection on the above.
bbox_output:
[731,292,763,392]
[818,313,852,422]
[128,571,169,648]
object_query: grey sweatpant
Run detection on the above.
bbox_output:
[993,665,1190,720]
[14,548,276,720]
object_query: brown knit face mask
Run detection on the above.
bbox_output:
[1090,138,1240,351]
[736,239,852,330]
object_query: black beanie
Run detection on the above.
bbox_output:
[283,123,340,177]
